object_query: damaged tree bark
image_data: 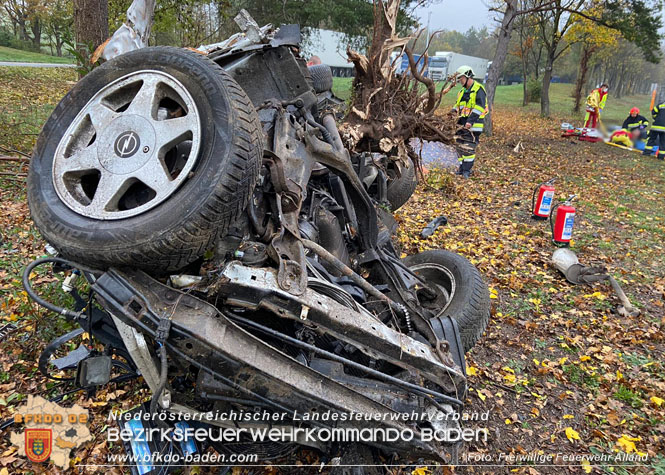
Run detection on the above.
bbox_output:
[340,0,458,175]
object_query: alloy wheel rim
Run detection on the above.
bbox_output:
[52,70,201,220]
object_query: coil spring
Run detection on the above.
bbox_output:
[395,302,412,333]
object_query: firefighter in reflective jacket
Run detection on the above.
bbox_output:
[452,65,487,178]
[622,107,649,139]
[644,101,665,160]
[584,83,609,129]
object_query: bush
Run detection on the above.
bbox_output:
[0,28,14,47]
[526,78,542,103]
[0,27,40,52]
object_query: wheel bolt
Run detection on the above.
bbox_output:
[143,146,150,153]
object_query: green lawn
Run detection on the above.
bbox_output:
[0,45,74,64]
[332,78,650,127]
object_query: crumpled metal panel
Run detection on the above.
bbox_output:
[102,0,156,61]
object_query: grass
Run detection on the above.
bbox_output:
[0,45,74,64]
[0,66,76,153]
[332,78,651,126]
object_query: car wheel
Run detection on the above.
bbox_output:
[403,250,490,352]
[387,160,417,210]
[308,64,334,93]
[28,46,263,273]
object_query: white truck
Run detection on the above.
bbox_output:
[429,52,490,82]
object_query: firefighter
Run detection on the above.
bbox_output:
[452,65,487,178]
[643,100,665,160]
[622,107,649,139]
[584,83,609,129]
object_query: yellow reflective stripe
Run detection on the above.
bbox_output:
[652,125,665,131]
[462,155,475,162]
[473,104,484,112]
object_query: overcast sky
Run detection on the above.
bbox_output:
[414,0,496,33]
[414,0,665,34]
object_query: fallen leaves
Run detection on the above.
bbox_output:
[565,427,581,442]
[616,434,645,455]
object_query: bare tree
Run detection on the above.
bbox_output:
[535,0,584,117]
[484,0,556,134]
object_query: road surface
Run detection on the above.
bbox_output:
[0,61,75,68]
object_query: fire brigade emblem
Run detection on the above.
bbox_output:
[25,428,52,463]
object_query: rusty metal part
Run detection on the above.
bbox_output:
[302,239,390,306]
[217,262,465,393]
[92,268,462,461]
[552,249,640,316]
[264,110,316,295]
[608,276,641,317]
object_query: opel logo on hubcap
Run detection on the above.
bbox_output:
[113,131,141,158]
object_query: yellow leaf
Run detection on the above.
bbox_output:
[580,355,591,362]
[477,390,486,402]
[563,414,574,419]
[504,373,516,384]
[565,427,580,442]
[651,396,664,407]
[411,467,431,475]
[616,370,623,380]
[0,468,8,475]
[617,435,641,453]
[581,459,592,473]
[489,288,498,299]
[559,357,568,365]
[533,358,540,366]
[466,366,478,376]
[505,418,512,425]
[502,366,515,373]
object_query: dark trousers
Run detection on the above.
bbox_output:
[645,130,665,156]
[454,128,481,172]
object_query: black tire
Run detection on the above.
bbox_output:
[308,64,334,93]
[403,250,490,352]
[28,47,263,273]
[387,161,417,210]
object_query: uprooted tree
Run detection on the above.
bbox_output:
[340,0,460,174]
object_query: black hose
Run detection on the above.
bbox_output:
[22,257,98,319]
[228,313,464,408]
[150,345,169,416]
[305,112,333,144]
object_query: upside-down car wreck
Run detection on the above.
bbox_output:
[23,11,490,471]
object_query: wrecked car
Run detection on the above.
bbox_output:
[23,13,490,469]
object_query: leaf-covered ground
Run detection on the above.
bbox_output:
[0,67,664,473]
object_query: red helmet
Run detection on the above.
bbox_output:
[630,107,640,114]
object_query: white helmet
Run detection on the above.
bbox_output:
[456,65,475,78]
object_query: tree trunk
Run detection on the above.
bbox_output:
[73,0,108,66]
[521,52,528,106]
[573,45,593,113]
[17,18,29,42]
[540,52,554,117]
[484,0,518,136]
[31,17,41,50]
